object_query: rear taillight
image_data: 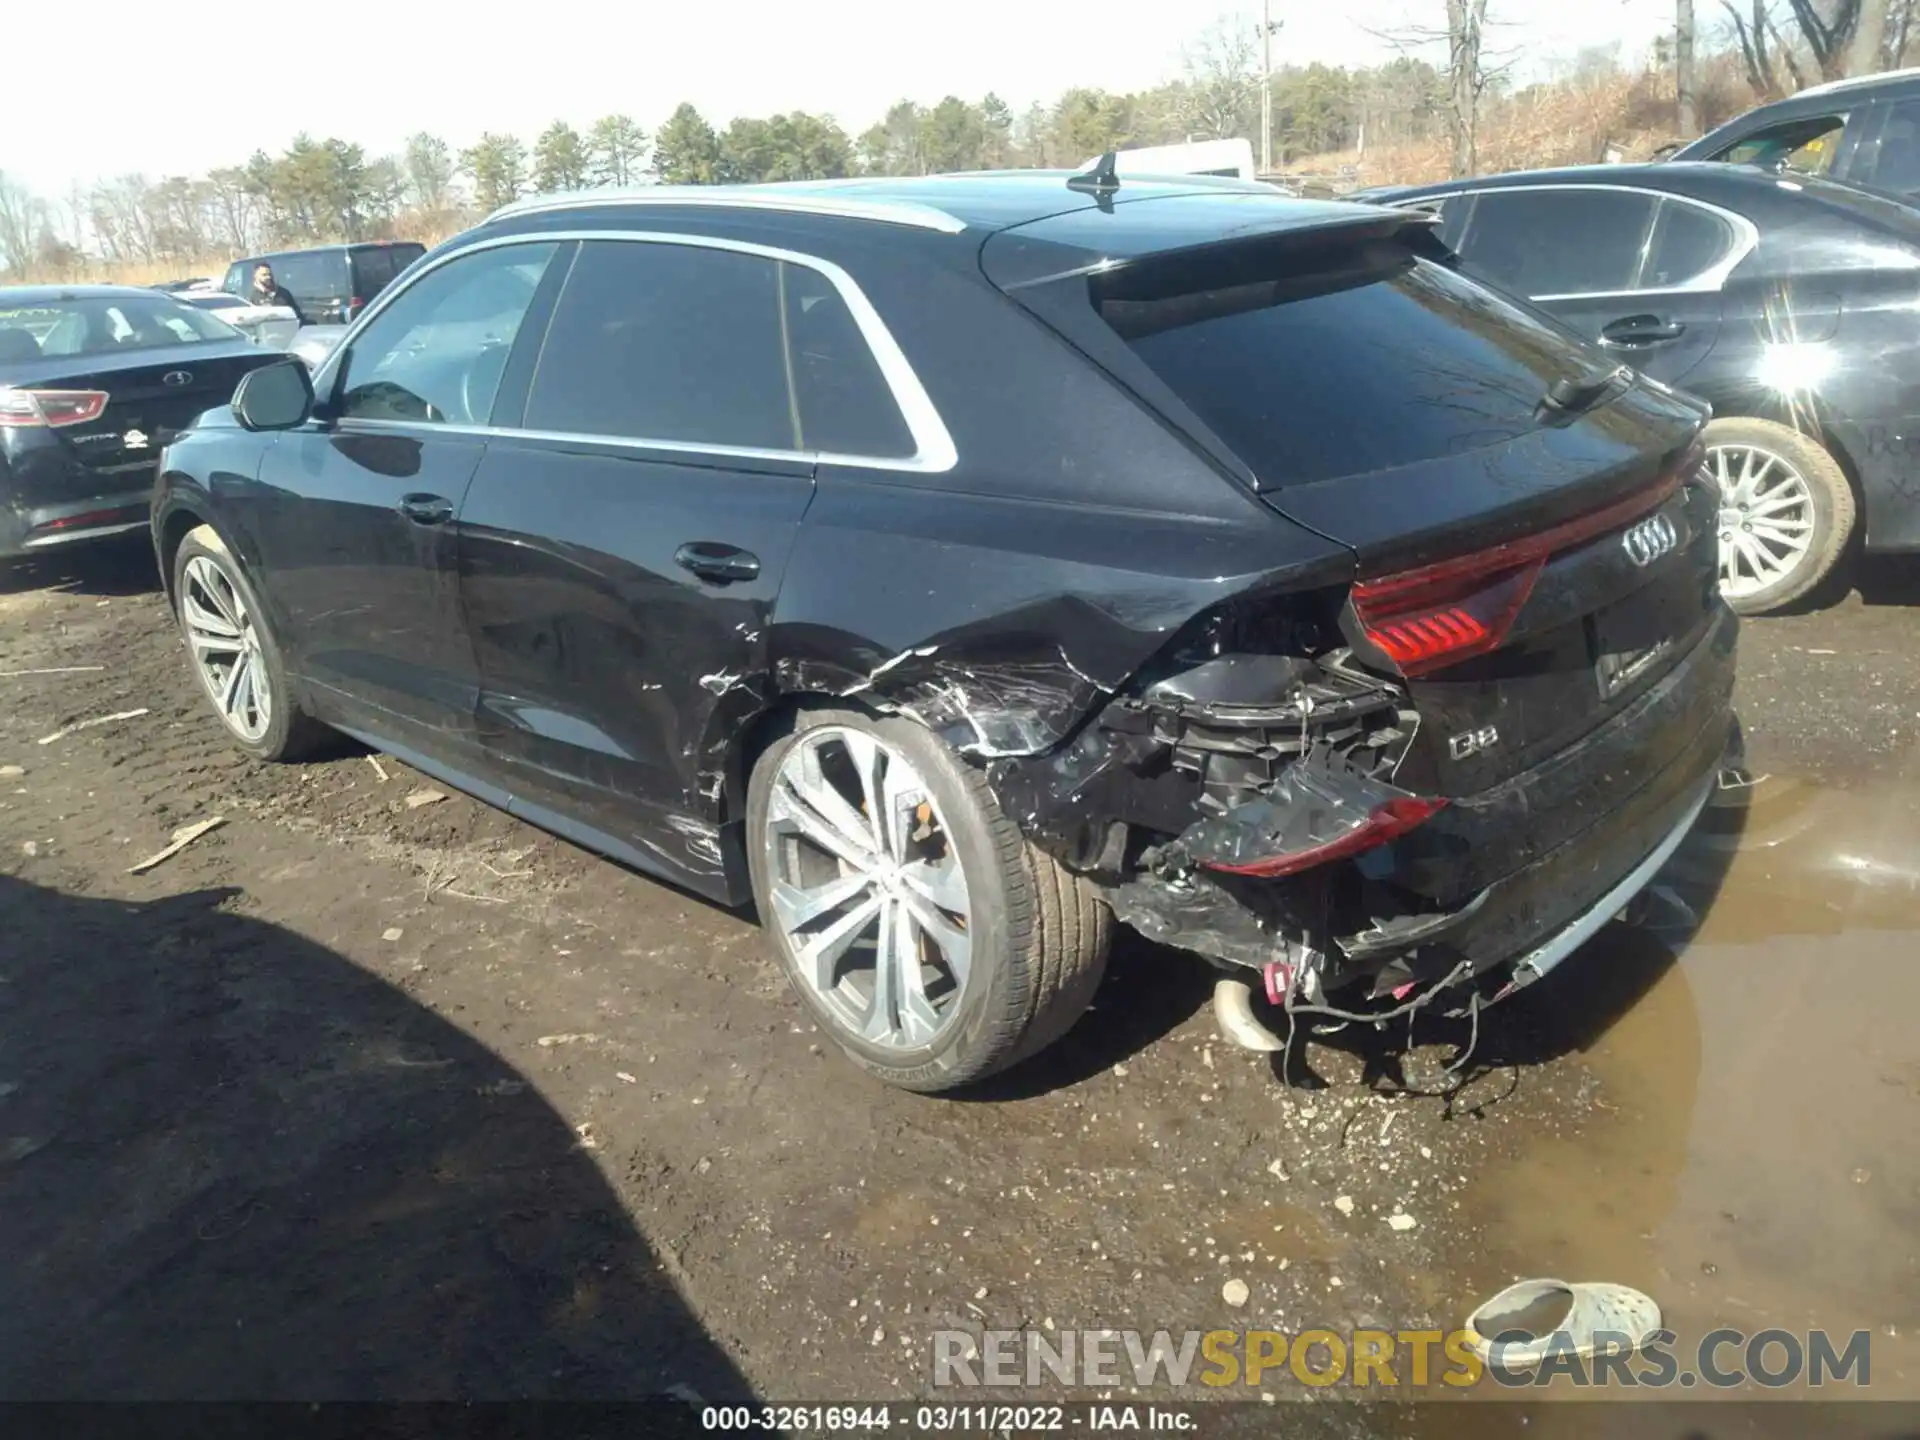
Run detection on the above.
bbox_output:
[1351,440,1702,677]
[0,388,110,429]
[41,507,137,532]
[1201,795,1450,877]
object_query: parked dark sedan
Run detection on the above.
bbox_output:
[152,176,1736,1091]
[1,286,281,558]
[1370,162,1920,612]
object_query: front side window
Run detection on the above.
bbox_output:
[1454,189,1658,297]
[523,239,916,458]
[271,252,349,302]
[336,241,557,426]
[1718,115,1847,176]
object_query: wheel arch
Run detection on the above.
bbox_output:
[153,495,214,606]
[1695,390,1867,514]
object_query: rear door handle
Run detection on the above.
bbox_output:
[675,542,761,584]
[398,492,454,525]
[1600,315,1687,347]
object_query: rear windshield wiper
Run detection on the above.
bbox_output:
[1535,364,1632,427]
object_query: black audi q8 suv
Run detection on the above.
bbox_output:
[151,173,1737,1091]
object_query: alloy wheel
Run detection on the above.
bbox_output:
[763,727,972,1050]
[1710,442,1816,601]
[181,554,272,743]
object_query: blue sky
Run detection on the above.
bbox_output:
[0,0,1676,195]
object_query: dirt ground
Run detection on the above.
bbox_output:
[1,538,1915,1427]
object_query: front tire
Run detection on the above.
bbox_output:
[746,707,1111,1092]
[1705,417,1855,616]
[171,524,330,762]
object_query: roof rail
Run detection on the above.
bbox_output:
[484,185,967,234]
[1792,64,1920,99]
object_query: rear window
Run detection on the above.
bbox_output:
[1092,240,1600,488]
[0,295,238,360]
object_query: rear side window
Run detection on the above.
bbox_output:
[352,248,396,296]
[1453,189,1657,296]
[1866,100,1920,194]
[1643,199,1736,287]
[524,240,915,458]
[1093,239,1603,489]
[527,241,796,449]
[781,263,915,458]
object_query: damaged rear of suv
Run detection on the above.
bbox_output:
[965,185,1735,1070]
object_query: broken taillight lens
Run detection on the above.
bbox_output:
[0,388,111,428]
[1351,441,1701,678]
[1202,795,1449,877]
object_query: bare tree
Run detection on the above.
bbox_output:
[1365,1,1498,176]
[1892,0,1919,62]
[1444,0,1492,176]
[1724,0,1804,96]
[1678,0,1699,136]
[1848,0,1892,72]
[1178,17,1261,141]
[1783,0,1864,80]
[0,171,43,271]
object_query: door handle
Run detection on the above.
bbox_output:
[675,542,761,584]
[1600,315,1687,347]
[398,492,454,525]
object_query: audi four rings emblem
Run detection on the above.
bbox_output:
[162,371,192,387]
[1621,513,1679,567]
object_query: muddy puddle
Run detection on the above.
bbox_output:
[1433,774,1920,1418]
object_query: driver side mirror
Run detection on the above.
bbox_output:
[232,357,314,431]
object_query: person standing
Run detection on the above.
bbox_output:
[249,263,307,323]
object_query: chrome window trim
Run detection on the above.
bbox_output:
[485,186,967,235]
[1392,183,1759,301]
[312,228,958,475]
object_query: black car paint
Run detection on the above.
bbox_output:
[154,177,1732,995]
[1,285,279,557]
[1375,162,1920,554]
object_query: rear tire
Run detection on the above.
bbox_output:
[171,524,331,762]
[1704,416,1855,616]
[745,706,1111,1092]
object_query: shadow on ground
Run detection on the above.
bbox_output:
[0,534,162,598]
[959,927,1216,1101]
[0,872,751,1402]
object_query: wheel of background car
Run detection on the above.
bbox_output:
[1703,416,1856,615]
[745,707,1111,1092]
[171,524,332,762]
